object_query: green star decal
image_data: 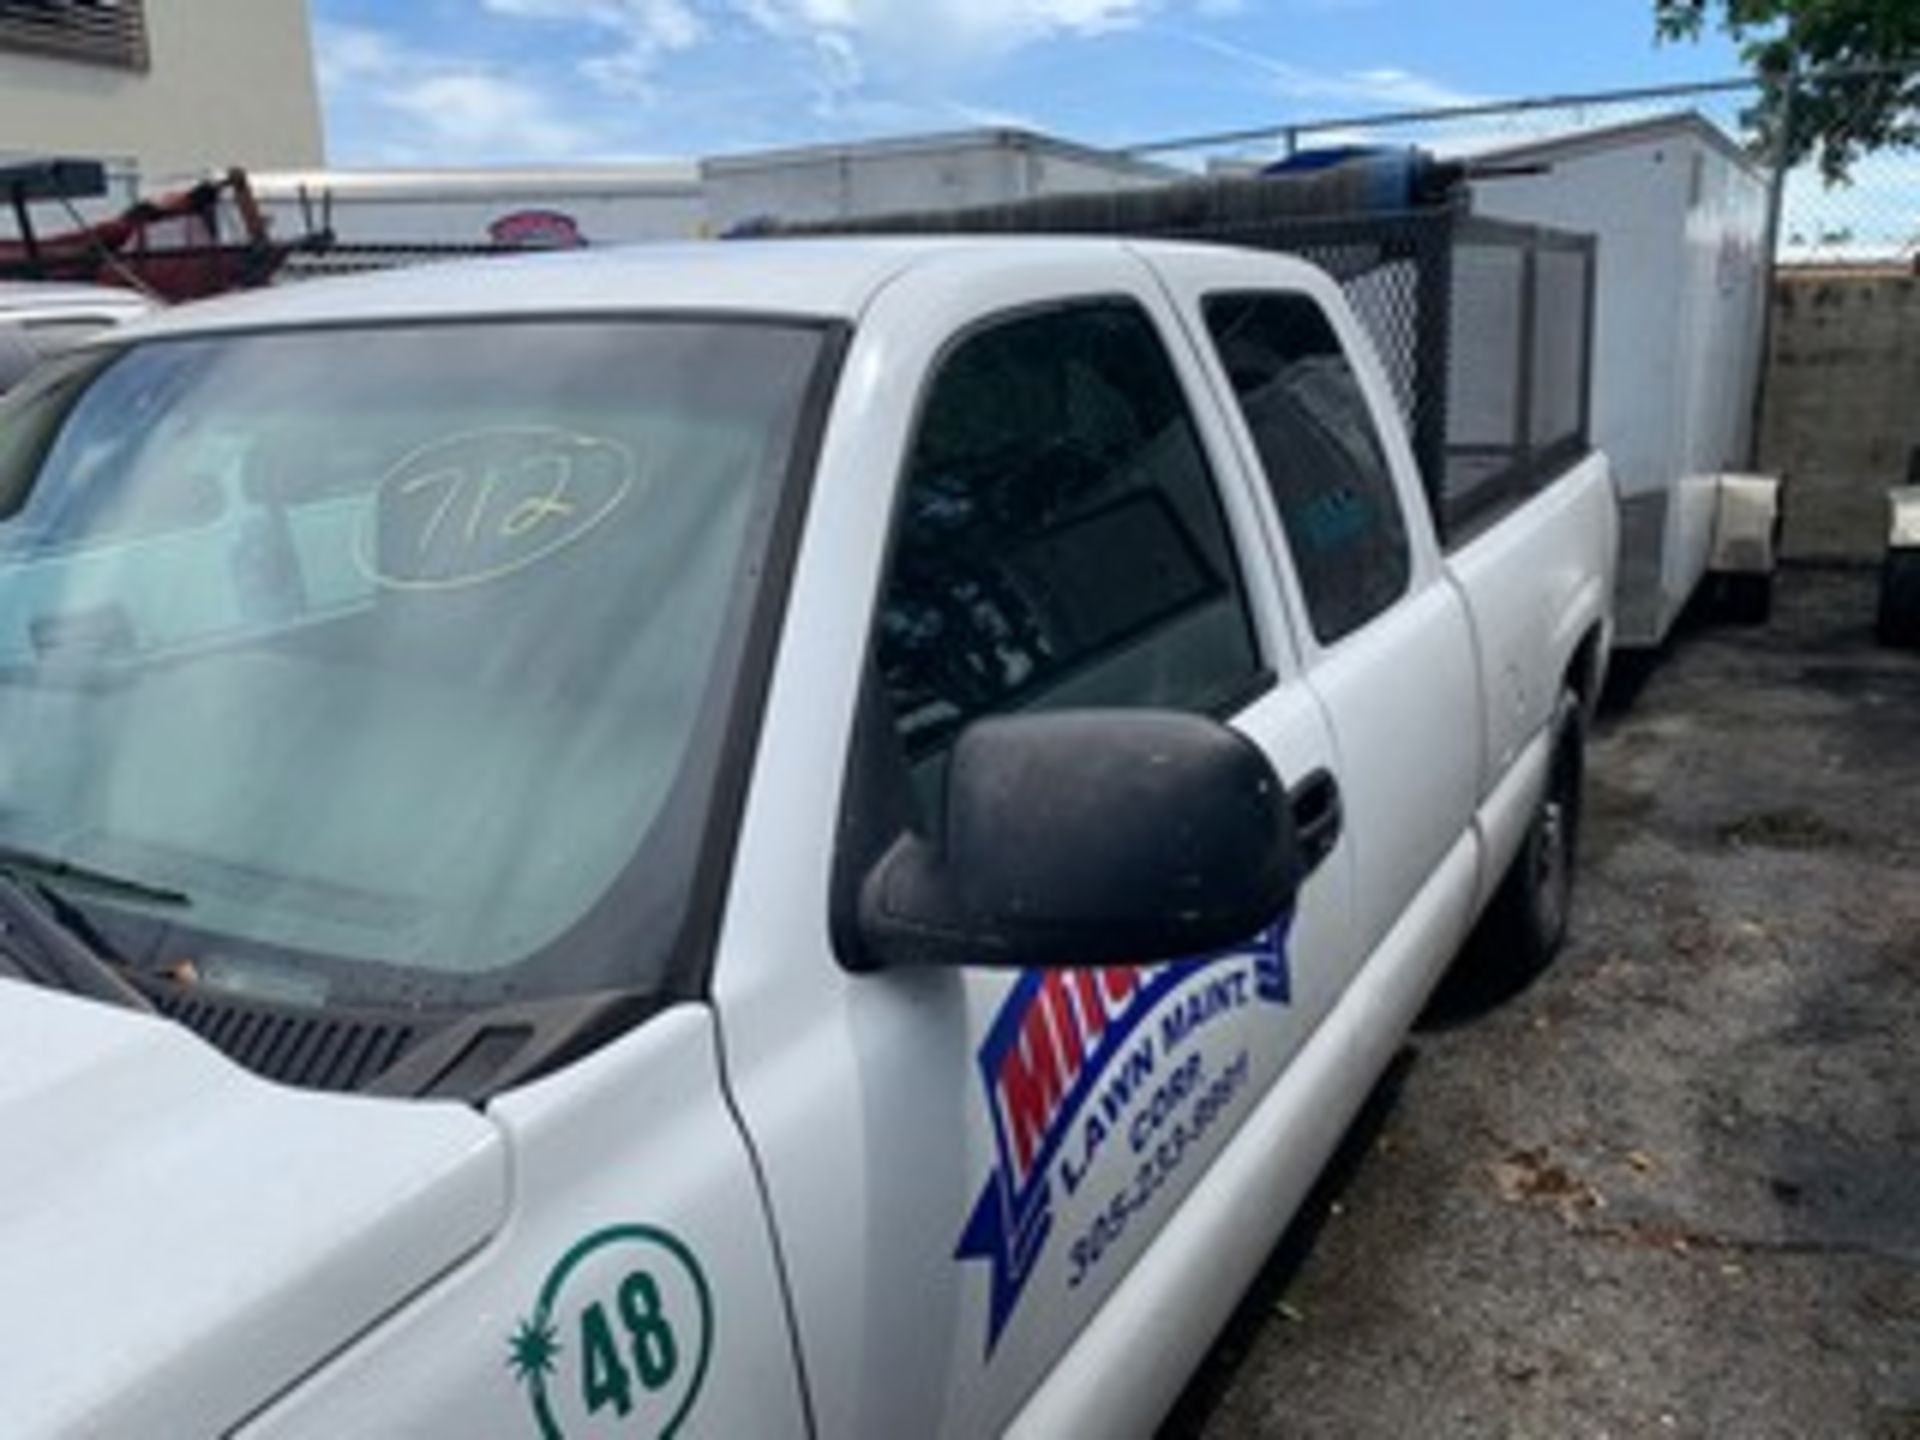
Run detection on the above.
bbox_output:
[507,1313,561,1387]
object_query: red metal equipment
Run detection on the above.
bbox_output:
[1,159,328,301]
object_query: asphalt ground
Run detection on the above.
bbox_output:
[1166,565,1920,1440]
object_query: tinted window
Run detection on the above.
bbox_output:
[878,300,1263,787]
[1205,293,1411,645]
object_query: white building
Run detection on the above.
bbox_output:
[0,0,323,207]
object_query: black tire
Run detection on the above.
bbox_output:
[1422,689,1584,1023]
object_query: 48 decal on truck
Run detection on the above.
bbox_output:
[510,1226,713,1440]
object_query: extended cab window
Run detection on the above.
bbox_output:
[1205,292,1411,645]
[877,299,1263,787]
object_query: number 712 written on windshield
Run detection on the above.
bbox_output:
[354,426,637,591]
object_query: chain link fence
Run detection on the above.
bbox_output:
[1771,65,1920,265]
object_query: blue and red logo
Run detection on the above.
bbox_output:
[955,923,1291,1354]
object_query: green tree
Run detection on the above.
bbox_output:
[1656,0,1920,177]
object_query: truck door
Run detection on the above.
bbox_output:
[1154,255,1482,967]
[712,253,1354,1439]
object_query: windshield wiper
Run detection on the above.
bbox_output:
[0,873,154,1012]
[0,845,190,907]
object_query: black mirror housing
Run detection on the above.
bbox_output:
[855,709,1299,971]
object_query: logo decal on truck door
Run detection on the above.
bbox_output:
[509,1223,713,1439]
[955,923,1291,1356]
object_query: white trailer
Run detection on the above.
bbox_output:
[1468,113,1775,646]
[703,128,1174,234]
[248,163,709,262]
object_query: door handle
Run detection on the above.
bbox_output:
[1288,769,1343,877]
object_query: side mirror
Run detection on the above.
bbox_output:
[855,709,1299,971]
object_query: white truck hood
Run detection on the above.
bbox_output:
[0,980,506,1439]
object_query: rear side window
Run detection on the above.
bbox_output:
[1205,292,1411,645]
[877,299,1264,782]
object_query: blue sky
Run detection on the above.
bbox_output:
[311,0,1751,166]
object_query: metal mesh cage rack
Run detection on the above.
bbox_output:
[757,167,1597,546]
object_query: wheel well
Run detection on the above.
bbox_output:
[1563,625,1604,710]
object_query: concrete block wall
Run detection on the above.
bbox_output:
[1761,267,1920,561]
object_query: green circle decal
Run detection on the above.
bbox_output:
[507,1224,714,1439]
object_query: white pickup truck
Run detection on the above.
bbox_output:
[0,238,1615,1439]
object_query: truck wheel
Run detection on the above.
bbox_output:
[1424,690,1584,1022]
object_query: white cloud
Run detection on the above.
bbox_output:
[1164,28,1482,112]
[729,0,1177,124]
[314,20,604,162]
[482,0,704,97]
[725,1,1470,131]
[1340,67,1479,110]
[484,0,1179,100]
[803,30,866,115]
[742,0,1152,60]
[484,0,705,49]
[387,73,599,157]
[313,22,403,89]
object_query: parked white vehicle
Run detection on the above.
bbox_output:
[0,239,1615,1439]
[1469,114,1777,642]
[0,279,152,393]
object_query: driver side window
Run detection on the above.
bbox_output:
[875,299,1266,809]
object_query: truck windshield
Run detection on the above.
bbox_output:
[0,318,830,1013]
